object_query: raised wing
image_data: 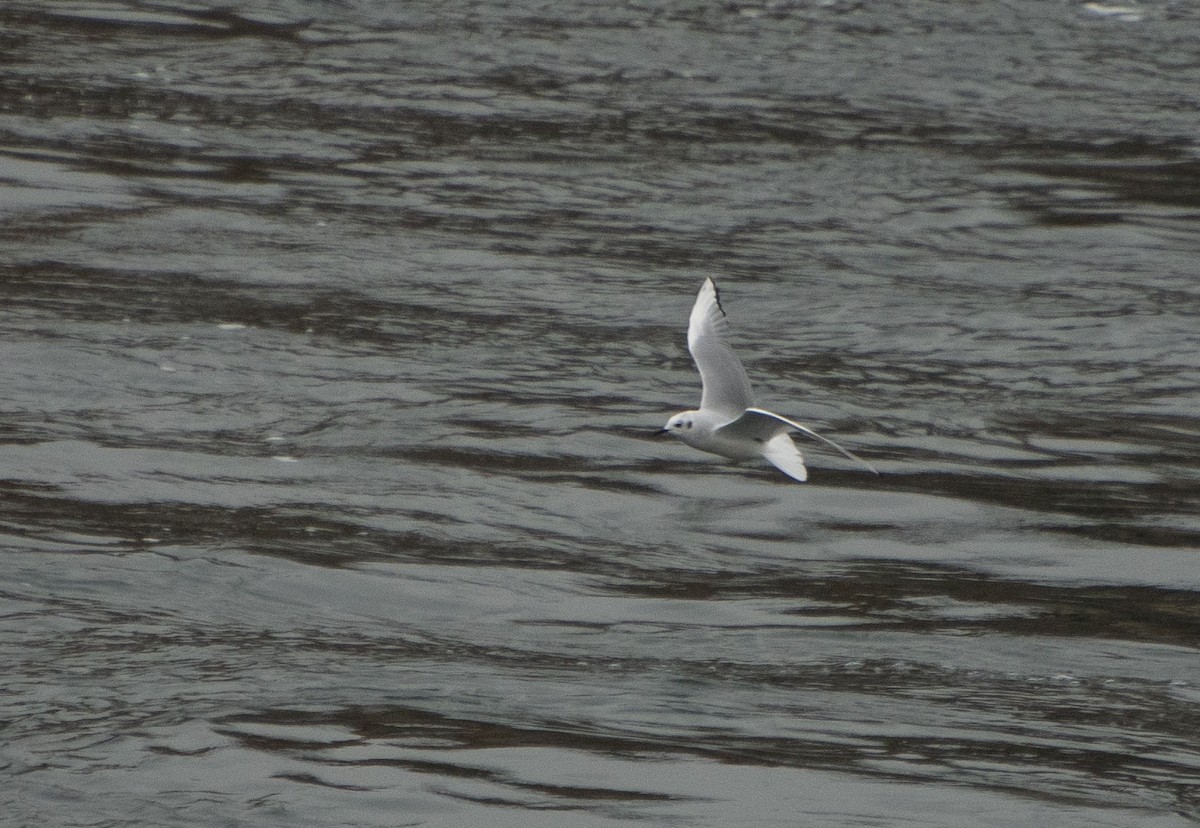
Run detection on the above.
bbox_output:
[717,408,879,475]
[688,278,754,416]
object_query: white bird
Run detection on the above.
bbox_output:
[661,277,877,483]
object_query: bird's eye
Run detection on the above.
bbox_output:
[685,420,693,428]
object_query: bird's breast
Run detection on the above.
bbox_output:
[680,429,764,461]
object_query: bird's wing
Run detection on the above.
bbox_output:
[687,278,754,416]
[761,433,808,482]
[717,408,879,474]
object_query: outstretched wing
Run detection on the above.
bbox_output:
[716,408,879,474]
[687,278,754,417]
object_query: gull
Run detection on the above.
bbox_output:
[660,277,878,483]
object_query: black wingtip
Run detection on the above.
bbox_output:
[709,278,727,318]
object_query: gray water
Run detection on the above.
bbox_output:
[3,1,1200,826]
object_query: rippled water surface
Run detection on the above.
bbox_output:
[3,1,1200,825]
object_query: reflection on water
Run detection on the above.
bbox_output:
[2,0,1199,826]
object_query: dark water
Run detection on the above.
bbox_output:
[3,1,1200,825]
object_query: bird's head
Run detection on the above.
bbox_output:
[658,411,699,439]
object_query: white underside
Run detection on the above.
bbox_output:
[761,433,808,482]
[680,423,808,482]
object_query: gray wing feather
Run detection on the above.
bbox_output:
[688,278,754,416]
[718,408,879,474]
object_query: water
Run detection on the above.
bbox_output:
[2,1,1200,825]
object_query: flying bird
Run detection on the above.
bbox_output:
[660,277,877,482]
